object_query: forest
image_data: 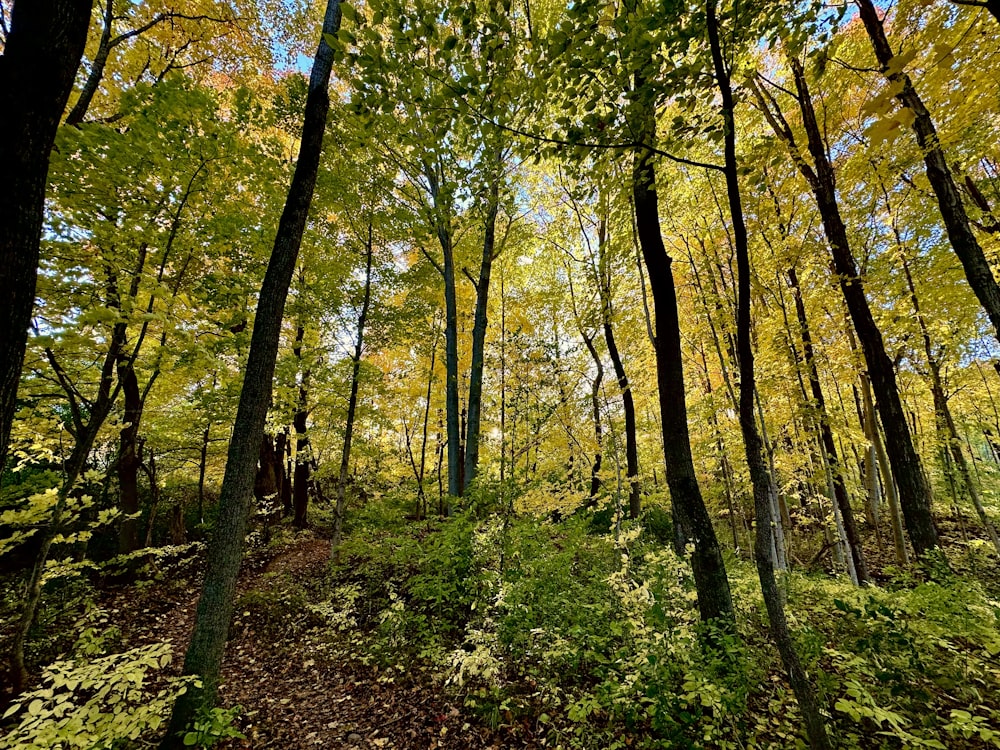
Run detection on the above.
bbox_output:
[2,0,1000,747]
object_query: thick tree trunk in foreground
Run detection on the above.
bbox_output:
[707,5,830,747]
[161,1,341,741]
[629,64,734,625]
[857,0,1000,343]
[0,0,93,469]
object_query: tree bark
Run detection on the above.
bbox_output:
[292,323,312,528]
[628,59,734,623]
[463,172,501,491]
[857,0,1000,343]
[0,0,93,470]
[786,266,870,583]
[161,0,341,738]
[706,5,830,747]
[332,224,374,559]
[753,55,939,558]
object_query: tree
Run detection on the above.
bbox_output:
[751,48,940,559]
[705,2,830,745]
[161,0,342,739]
[856,0,1000,345]
[0,0,93,469]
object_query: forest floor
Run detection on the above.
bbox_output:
[99,532,533,750]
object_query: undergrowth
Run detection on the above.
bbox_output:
[327,496,1000,749]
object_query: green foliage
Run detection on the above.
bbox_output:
[180,706,244,748]
[0,617,193,750]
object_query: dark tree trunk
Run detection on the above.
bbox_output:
[162,0,341,739]
[65,0,113,126]
[464,174,500,491]
[426,165,462,500]
[706,6,831,747]
[117,362,143,554]
[332,225,374,558]
[253,434,279,504]
[0,0,93,469]
[292,323,311,528]
[583,332,604,504]
[753,56,940,558]
[857,0,1000,343]
[787,266,870,583]
[628,56,734,622]
[596,211,640,519]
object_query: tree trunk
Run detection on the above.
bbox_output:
[161,1,341,738]
[857,0,1000,343]
[65,0,114,126]
[706,5,831,747]
[117,362,143,554]
[292,323,312,528]
[754,56,939,558]
[582,331,604,504]
[628,54,734,623]
[426,164,462,500]
[899,254,1000,556]
[464,173,500,492]
[596,210,640,519]
[332,224,374,560]
[786,265,869,583]
[0,0,93,470]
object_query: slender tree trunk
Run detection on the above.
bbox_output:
[629,54,734,623]
[900,255,1000,556]
[856,0,1000,342]
[332,225,374,559]
[596,210,640,518]
[0,0,93,470]
[753,56,939,558]
[583,333,604,504]
[787,266,869,583]
[416,324,439,518]
[117,363,143,554]
[464,174,500,491]
[426,165,462,500]
[161,2,341,738]
[197,425,209,525]
[11,265,132,691]
[66,0,114,126]
[293,322,312,528]
[707,6,830,748]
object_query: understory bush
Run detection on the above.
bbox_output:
[330,496,1000,749]
[0,612,193,749]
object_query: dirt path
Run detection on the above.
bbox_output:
[105,535,532,749]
